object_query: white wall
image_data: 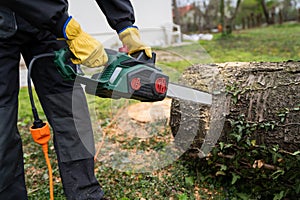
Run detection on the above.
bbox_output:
[68,0,177,49]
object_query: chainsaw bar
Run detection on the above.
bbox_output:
[167,83,212,105]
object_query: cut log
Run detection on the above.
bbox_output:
[170,61,300,154]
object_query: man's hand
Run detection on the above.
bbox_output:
[118,26,152,58]
[64,17,108,68]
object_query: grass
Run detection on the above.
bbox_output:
[18,22,300,199]
[203,23,300,63]
[158,22,300,65]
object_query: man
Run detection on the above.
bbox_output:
[0,0,152,67]
[0,0,151,199]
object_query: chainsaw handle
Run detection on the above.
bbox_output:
[130,51,156,64]
[54,48,77,81]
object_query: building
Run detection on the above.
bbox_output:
[176,0,195,7]
[69,0,181,49]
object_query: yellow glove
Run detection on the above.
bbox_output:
[118,26,152,58]
[64,17,108,68]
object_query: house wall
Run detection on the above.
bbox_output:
[68,0,177,49]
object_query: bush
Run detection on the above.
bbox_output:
[189,114,300,199]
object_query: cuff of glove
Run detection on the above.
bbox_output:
[115,22,135,34]
[117,25,138,34]
[63,16,76,40]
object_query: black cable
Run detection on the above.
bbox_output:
[27,53,55,128]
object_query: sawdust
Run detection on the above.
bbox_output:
[127,98,172,123]
[94,98,180,172]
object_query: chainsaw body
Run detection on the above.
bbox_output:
[54,48,169,102]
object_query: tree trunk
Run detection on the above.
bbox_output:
[261,0,271,24]
[170,62,300,154]
[220,0,226,35]
[279,10,283,24]
[227,0,242,32]
[172,0,181,26]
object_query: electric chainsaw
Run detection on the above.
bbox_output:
[54,48,212,105]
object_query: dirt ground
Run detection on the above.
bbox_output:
[93,98,178,172]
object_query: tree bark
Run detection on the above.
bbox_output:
[261,0,271,24]
[172,0,181,25]
[227,0,242,32]
[170,62,300,154]
[220,0,226,35]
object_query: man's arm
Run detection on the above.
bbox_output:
[0,0,69,37]
[0,0,108,67]
[0,0,136,36]
[95,0,152,57]
[0,0,151,63]
[95,0,135,33]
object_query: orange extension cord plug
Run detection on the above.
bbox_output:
[30,121,54,200]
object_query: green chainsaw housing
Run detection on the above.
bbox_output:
[54,48,169,102]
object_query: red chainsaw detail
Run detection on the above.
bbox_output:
[155,78,167,94]
[131,77,141,90]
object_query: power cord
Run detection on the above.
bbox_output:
[27,53,55,200]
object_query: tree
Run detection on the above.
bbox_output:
[220,0,225,34]
[170,61,300,153]
[173,0,181,25]
[220,0,242,35]
[261,0,272,24]
[193,0,220,31]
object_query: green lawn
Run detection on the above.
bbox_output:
[158,22,300,68]
[201,23,300,63]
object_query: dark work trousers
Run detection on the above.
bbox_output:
[0,14,104,199]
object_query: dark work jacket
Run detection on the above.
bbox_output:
[0,0,135,37]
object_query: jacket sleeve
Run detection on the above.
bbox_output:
[95,0,135,33]
[0,0,69,38]
[0,0,136,37]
